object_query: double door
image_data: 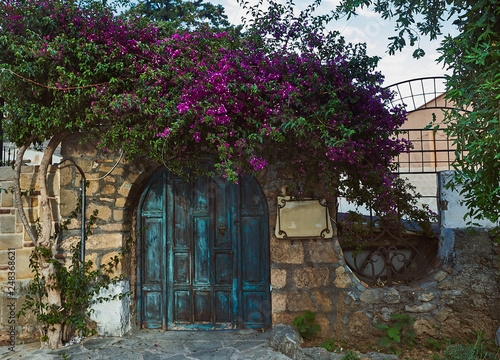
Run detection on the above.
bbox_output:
[138,170,270,330]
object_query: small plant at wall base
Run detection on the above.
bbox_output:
[293,311,321,340]
[436,331,500,360]
[342,350,360,360]
[374,313,416,354]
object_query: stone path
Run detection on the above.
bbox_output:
[0,330,292,360]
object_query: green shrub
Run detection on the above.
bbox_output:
[374,313,416,348]
[293,311,321,340]
[342,350,360,360]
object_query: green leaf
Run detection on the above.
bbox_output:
[378,336,393,348]
[387,327,401,342]
[374,322,389,331]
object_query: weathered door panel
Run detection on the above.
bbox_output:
[138,174,166,329]
[239,177,270,329]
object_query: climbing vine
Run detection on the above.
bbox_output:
[17,204,131,343]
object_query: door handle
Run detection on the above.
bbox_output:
[218,223,227,236]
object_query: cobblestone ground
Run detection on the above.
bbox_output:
[0,330,292,360]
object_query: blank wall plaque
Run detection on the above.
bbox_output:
[275,197,333,239]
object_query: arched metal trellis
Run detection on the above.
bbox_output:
[384,76,459,114]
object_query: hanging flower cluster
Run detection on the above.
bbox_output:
[1,0,411,215]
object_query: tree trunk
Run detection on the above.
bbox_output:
[37,134,68,349]
[39,260,63,350]
[13,137,37,243]
[38,133,67,248]
[14,134,68,349]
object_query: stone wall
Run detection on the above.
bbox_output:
[0,164,59,345]
[1,138,499,346]
[344,229,499,342]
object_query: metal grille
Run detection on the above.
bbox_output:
[385,76,453,114]
[1,146,16,166]
[338,210,438,286]
[394,128,459,174]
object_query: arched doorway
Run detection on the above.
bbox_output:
[137,169,270,330]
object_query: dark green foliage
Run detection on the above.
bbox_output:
[342,350,360,360]
[124,0,240,36]
[293,311,321,340]
[320,338,337,352]
[374,313,416,351]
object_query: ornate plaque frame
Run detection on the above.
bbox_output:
[275,197,333,239]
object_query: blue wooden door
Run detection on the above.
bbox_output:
[138,170,270,330]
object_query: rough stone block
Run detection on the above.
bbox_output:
[286,291,317,312]
[382,288,401,304]
[103,184,116,195]
[271,238,304,264]
[0,235,22,250]
[117,182,131,197]
[59,165,74,186]
[312,290,333,312]
[0,216,16,234]
[272,292,287,312]
[0,168,15,182]
[87,233,123,250]
[272,312,297,327]
[60,236,80,251]
[359,288,381,304]
[85,253,98,271]
[87,204,111,221]
[433,270,448,283]
[23,225,37,243]
[404,302,436,313]
[20,165,37,174]
[312,312,331,339]
[308,240,339,263]
[20,174,38,191]
[99,251,122,275]
[269,324,303,349]
[100,166,124,176]
[333,266,353,288]
[0,251,10,266]
[20,195,38,209]
[73,158,92,173]
[293,267,329,289]
[271,269,286,289]
[115,197,127,208]
[60,188,79,217]
[347,311,370,338]
[413,318,439,338]
[12,248,34,279]
[0,295,36,326]
[25,208,38,224]
[86,180,100,196]
[113,210,124,222]
[1,192,13,208]
[127,171,140,183]
[46,173,59,197]
[418,292,435,302]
